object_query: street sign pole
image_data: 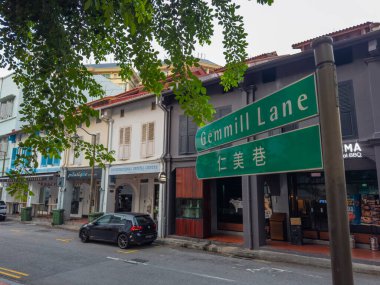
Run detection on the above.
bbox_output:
[312,37,354,285]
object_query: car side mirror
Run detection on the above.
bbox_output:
[92,221,98,226]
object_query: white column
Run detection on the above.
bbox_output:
[157,182,165,238]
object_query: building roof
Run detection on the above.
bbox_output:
[292,22,380,51]
[85,63,120,69]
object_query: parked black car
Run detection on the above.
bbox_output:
[79,212,157,249]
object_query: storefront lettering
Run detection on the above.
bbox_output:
[343,143,362,159]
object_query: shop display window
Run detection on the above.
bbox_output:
[293,170,379,231]
[176,199,203,219]
[216,177,243,225]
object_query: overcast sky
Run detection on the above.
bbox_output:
[0,0,379,76]
[196,0,380,65]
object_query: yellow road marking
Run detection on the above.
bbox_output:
[56,238,73,243]
[116,250,138,254]
[10,229,22,232]
[0,266,29,276]
[0,270,21,279]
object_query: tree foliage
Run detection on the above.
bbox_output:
[0,0,273,185]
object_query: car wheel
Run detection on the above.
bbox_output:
[80,229,90,243]
[117,233,129,249]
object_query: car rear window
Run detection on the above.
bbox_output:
[134,215,154,225]
[0,201,5,206]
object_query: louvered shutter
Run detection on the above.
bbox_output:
[141,124,147,157]
[179,115,188,154]
[187,119,197,154]
[53,156,60,166]
[124,127,131,159]
[338,80,357,138]
[41,156,47,167]
[147,122,154,157]
[10,147,17,169]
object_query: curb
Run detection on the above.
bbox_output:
[156,238,380,276]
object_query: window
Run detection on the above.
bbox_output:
[141,122,154,158]
[262,68,276,83]
[118,127,131,160]
[214,106,232,121]
[96,215,112,225]
[176,199,203,219]
[0,137,7,154]
[120,109,124,117]
[338,80,357,138]
[41,154,60,167]
[10,147,32,169]
[0,97,14,120]
[72,136,83,165]
[179,116,197,154]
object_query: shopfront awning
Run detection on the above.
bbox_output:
[0,173,59,183]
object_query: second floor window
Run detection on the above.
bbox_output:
[179,115,197,155]
[0,97,14,120]
[72,136,83,165]
[118,127,131,160]
[141,122,154,158]
[41,155,60,167]
[338,80,357,138]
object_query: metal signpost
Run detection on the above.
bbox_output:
[196,125,323,179]
[313,37,354,285]
[195,74,318,152]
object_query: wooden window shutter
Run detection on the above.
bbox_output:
[338,80,357,138]
[147,122,154,157]
[179,115,188,154]
[119,128,124,145]
[141,123,147,157]
[118,127,131,160]
[187,119,197,154]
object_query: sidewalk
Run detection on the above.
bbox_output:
[5,215,380,276]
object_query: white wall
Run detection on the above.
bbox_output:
[110,96,165,164]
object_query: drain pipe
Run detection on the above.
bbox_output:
[157,93,171,238]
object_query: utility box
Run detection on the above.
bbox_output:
[270,212,287,241]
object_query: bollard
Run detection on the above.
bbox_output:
[350,235,355,249]
[370,237,379,251]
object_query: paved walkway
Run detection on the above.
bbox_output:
[3,215,380,276]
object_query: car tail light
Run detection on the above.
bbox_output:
[130,225,143,232]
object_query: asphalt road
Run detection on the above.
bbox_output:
[0,220,378,285]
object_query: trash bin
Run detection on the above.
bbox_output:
[290,217,303,245]
[370,236,379,251]
[269,213,287,241]
[88,212,104,223]
[21,207,32,221]
[52,209,65,225]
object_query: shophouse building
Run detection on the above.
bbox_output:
[163,22,380,249]
[87,87,167,237]
[0,74,122,217]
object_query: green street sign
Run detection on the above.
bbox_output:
[195,74,318,152]
[196,125,323,179]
